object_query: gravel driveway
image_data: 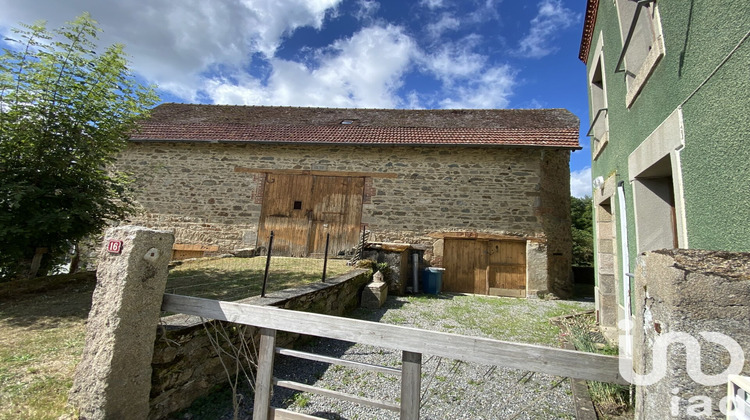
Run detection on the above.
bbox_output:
[269,293,593,420]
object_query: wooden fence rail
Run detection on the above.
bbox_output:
[162,293,627,419]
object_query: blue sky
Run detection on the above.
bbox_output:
[0,0,593,197]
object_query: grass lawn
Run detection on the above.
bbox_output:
[0,272,94,420]
[0,256,352,420]
[166,256,351,300]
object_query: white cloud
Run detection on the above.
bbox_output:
[0,0,519,109]
[0,0,342,100]
[517,0,578,58]
[466,0,500,23]
[438,65,515,109]
[426,13,461,38]
[420,0,447,10]
[205,25,417,108]
[416,38,515,109]
[354,0,380,22]
[570,167,592,198]
[420,42,486,83]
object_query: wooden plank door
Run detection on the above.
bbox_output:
[307,176,364,257]
[443,239,488,294]
[257,174,314,257]
[487,240,526,297]
[443,238,527,296]
[258,173,364,257]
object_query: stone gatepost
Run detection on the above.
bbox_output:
[633,249,750,419]
[69,226,174,419]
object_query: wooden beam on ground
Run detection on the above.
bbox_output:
[172,244,220,252]
[270,407,326,420]
[428,231,545,242]
[234,166,399,179]
[274,379,400,412]
[162,294,629,385]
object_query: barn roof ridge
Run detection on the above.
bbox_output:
[132,103,581,149]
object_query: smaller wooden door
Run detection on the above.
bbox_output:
[443,238,526,297]
[487,240,526,297]
[443,239,487,294]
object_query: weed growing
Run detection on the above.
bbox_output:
[561,314,631,417]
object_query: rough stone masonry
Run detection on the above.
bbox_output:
[69,226,174,419]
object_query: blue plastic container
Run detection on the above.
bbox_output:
[422,267,445,294]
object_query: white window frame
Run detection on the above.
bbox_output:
[614,0,666,107]
[587,33,609,160]
[628,107,688,252]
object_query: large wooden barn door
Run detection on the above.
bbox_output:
[257,173,363,257]
[307,176,364,257]
[443,238,526,297]
[258,174,314,257]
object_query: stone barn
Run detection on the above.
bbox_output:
[118,103,580,297]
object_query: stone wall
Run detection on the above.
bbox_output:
[538,150,573,297]
[149,268,370,419]
[118,143,566,248]
[116,142,572,294]
[633,250,750,419]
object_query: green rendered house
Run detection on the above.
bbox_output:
[579,0,750,347]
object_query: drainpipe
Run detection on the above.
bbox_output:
[413,252,419,294]
[617,182,633,358]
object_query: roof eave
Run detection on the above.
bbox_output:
[128,138,581,150]
[579,0,600,64]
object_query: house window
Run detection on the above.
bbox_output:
[293,201,302,210]
[587,34,609,159]
[628,109,687,252]
[614,0,665,107]
[632,156,678,252]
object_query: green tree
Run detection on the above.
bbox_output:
[571,195,594,267]
[0,13,158,279]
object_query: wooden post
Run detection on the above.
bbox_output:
[400,351,422,420]
[253,328,277,420]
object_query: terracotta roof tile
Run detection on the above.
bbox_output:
[579,0,600,64]
[131,104,581,149]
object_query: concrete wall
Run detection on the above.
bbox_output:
[633,250,750,419]
[149,268,370,419]
[116,142,572,294]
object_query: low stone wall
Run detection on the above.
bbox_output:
[149,268,370,419]
[633,250,750,419]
